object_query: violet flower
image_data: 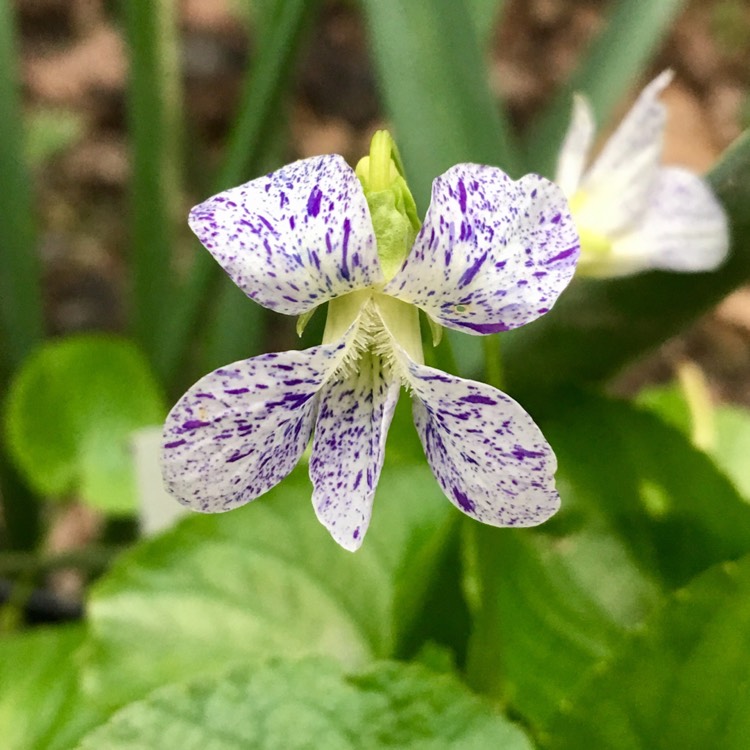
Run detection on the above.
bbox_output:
[161,132,579,550]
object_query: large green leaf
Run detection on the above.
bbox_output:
[3,335,166,513]
[361,0,520,212]
[504,131,750,399]
[545,555,750,749]
[82,461,455,709]
[75,658,532,749]
[466,391,750,728]
[0,626,106,750]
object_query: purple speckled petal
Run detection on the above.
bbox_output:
[189,155,383,316]
[161,338,351,513]
[555,93,596,197]
[384,164,579,335]
[310,352,400,552]
[577,71,672,236]
[605,166,729,276]
[406,360,559,526]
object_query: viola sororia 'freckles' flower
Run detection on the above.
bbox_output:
[161,131,580,551]
[556,70,729,277]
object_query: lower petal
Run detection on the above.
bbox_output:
[161,340,350,512]
[310,352,400,551]
[407,361,559,526]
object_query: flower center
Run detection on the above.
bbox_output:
[569,191,614,273]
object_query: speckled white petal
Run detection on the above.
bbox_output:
[406,361,559,526]
[603,166,729,276]
[578,71,673,236]
[310,352,400,552]
[161,339,351,513]
[188,155,383,316]
[555,93,596,198]
[384,164,579,334]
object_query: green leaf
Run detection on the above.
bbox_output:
[25,108,84,165]
[0,626,106,750]
[3,335,166,513]
[466,391,750,727]
[504,130,750,398]
[82,461,455,709]
[545,555,750,750]
[76,658,532,749]
[638,382,750,501]
[526,0,686,176]
[361,0,520,212]
[467,0,505,44]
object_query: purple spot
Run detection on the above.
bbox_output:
[164,439,186,449]
[545,245,579,264]
[458,251,488,288]
[227,448,254,463]
[512,445,545,461]
[458,320,510,334]
[461,393,496,406]
[353,527,360,540]
[181,419,211,431]
[307,185,323,217]
[551,212,562,224]
[225,388,249,395]
[457,179,467,213]
[353,470,363,490]
[340,218,351,280]
[453,486,475,513]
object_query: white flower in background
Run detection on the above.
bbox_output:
[161,132,579,551]
[556,70,729,277]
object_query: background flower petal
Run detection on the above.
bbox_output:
[577,71,673,236]
[384,165,579,334]
[407,360,559,526]
[189,155,383,315]
[555,93,596,197]
[161,339,350,512]
[310,352,400,551]
[602,166,729,276]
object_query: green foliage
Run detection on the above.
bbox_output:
[82,461,455,708]
[466,392,750,727]
[75,658,532,749]
[3,335,166,513]
[0,626,106,750]
[544,555,750,749]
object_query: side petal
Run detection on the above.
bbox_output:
[161,340,350,512]
[310,352,400,551]
[578,71,673,236]
[555,93,596,198]
[602,166,729,276]
[407,360,559,526]
[189,155,383,315]
[384,164,579,334]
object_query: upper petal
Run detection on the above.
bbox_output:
[310,352,400,551]
[161,339,351,512]
[601,166,729,276]
[384,164,579,334]
[578,71,672,236]
[406,360,559,526]
[189,155,383,315]
[555,93,596,198]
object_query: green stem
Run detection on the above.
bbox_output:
[124,0,183,382]
[0,0,43,370]
[482,334,503,390]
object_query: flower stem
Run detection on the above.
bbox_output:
[482,334,504,390]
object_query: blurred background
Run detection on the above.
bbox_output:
[2,0,750,621]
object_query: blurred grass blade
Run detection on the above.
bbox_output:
[467,0,506,45]
[0,0,43,373]
[361,0,521,212]
[123,0,183,381]
[503,130,750,400]
[161,0,317,388]
[525,0,686,176]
